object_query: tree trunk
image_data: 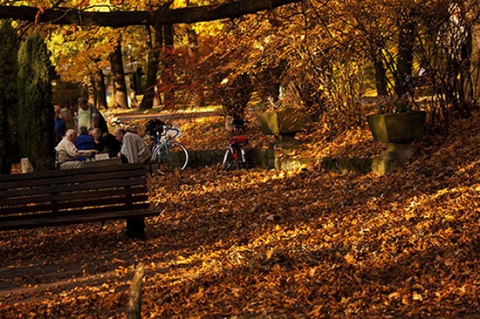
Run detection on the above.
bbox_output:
[140,25,162,110]
[163,24,176,109]
[0,21,17,175]
[371,45,388,96]
[396,17,415,97]
[109,39,129,109]
[94,68,108,110]
[460,28,473,103]
[186,26,205,107]
[87,75,96,106]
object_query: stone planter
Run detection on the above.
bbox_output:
[367,111,426,175]
[367,111,426,143]
[256,109,308,143]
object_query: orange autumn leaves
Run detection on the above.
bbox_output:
[2,108,480,317]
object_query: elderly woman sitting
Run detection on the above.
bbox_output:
[55,129,98,169]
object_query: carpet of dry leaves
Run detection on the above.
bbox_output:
[1,107,480,318]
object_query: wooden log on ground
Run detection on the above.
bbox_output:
[127,263,145,319]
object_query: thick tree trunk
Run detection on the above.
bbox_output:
[396,19,415,97]
[140,26,162,110]
[186,26,205,107]
[95,68,108,110]
[109,39,129,109]
[0,100,10,174]
[0,22,17,175]
[163,24,176,109]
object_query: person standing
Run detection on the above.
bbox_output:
[75,97,109,133]
[114,128,151,164]
[54,105,66,144]
[60,105,76,130]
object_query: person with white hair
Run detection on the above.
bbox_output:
[113,128,151,164]
[55,129,98,169]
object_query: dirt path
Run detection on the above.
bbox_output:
[112,109,222,122]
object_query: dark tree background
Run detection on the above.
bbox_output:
[0,21,18,174]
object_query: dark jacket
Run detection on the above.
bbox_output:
[75,133,96,162]
[97,132,122,158]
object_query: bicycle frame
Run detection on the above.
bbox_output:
[222,117,248,169]
[150,125,178,156]
[148,124,189,174]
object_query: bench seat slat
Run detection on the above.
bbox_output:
[1,187,148,207]
[0,202,153,223]
[0,208,159,231]
[1,195,150,215]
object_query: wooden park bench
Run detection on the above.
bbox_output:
[0,163,158,238]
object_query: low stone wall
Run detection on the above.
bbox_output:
[187,148,374,174]
[321,157,373,174]
[187,148,276,169]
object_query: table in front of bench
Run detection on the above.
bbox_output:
[0,163,157,238]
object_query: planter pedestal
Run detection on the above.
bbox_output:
[367,111,426,175]
[372,143,416,176]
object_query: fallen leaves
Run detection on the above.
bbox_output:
[2,109,480,318]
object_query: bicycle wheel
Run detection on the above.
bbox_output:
[154,141,189,174]
[222,147,246,170]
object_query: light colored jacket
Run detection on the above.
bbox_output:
[55,136,93,164]
[120,132,151,163]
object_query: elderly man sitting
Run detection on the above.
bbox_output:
[55,129,98,169]
[113,128,151,164]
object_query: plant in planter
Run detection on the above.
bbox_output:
[367,96,426,175]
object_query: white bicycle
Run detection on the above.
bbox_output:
[145,119,189,174]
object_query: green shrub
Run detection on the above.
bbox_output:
[18,32,55,171]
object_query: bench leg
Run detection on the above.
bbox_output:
[126,217,146,240]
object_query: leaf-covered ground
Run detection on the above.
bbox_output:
[1,108,480,318]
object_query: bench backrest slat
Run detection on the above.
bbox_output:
[0,163,152,223]
[0,163,144,183]
[2,187,147,207]
[0,177,147,199]
[0,168,146,192]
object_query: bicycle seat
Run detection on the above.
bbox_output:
[230,135,248,145]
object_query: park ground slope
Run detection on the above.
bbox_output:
[1,108,480,318]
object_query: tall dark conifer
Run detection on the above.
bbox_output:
[17,32,55,171]
[0,21,18,175]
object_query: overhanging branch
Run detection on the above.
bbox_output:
[0,0,301,27]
